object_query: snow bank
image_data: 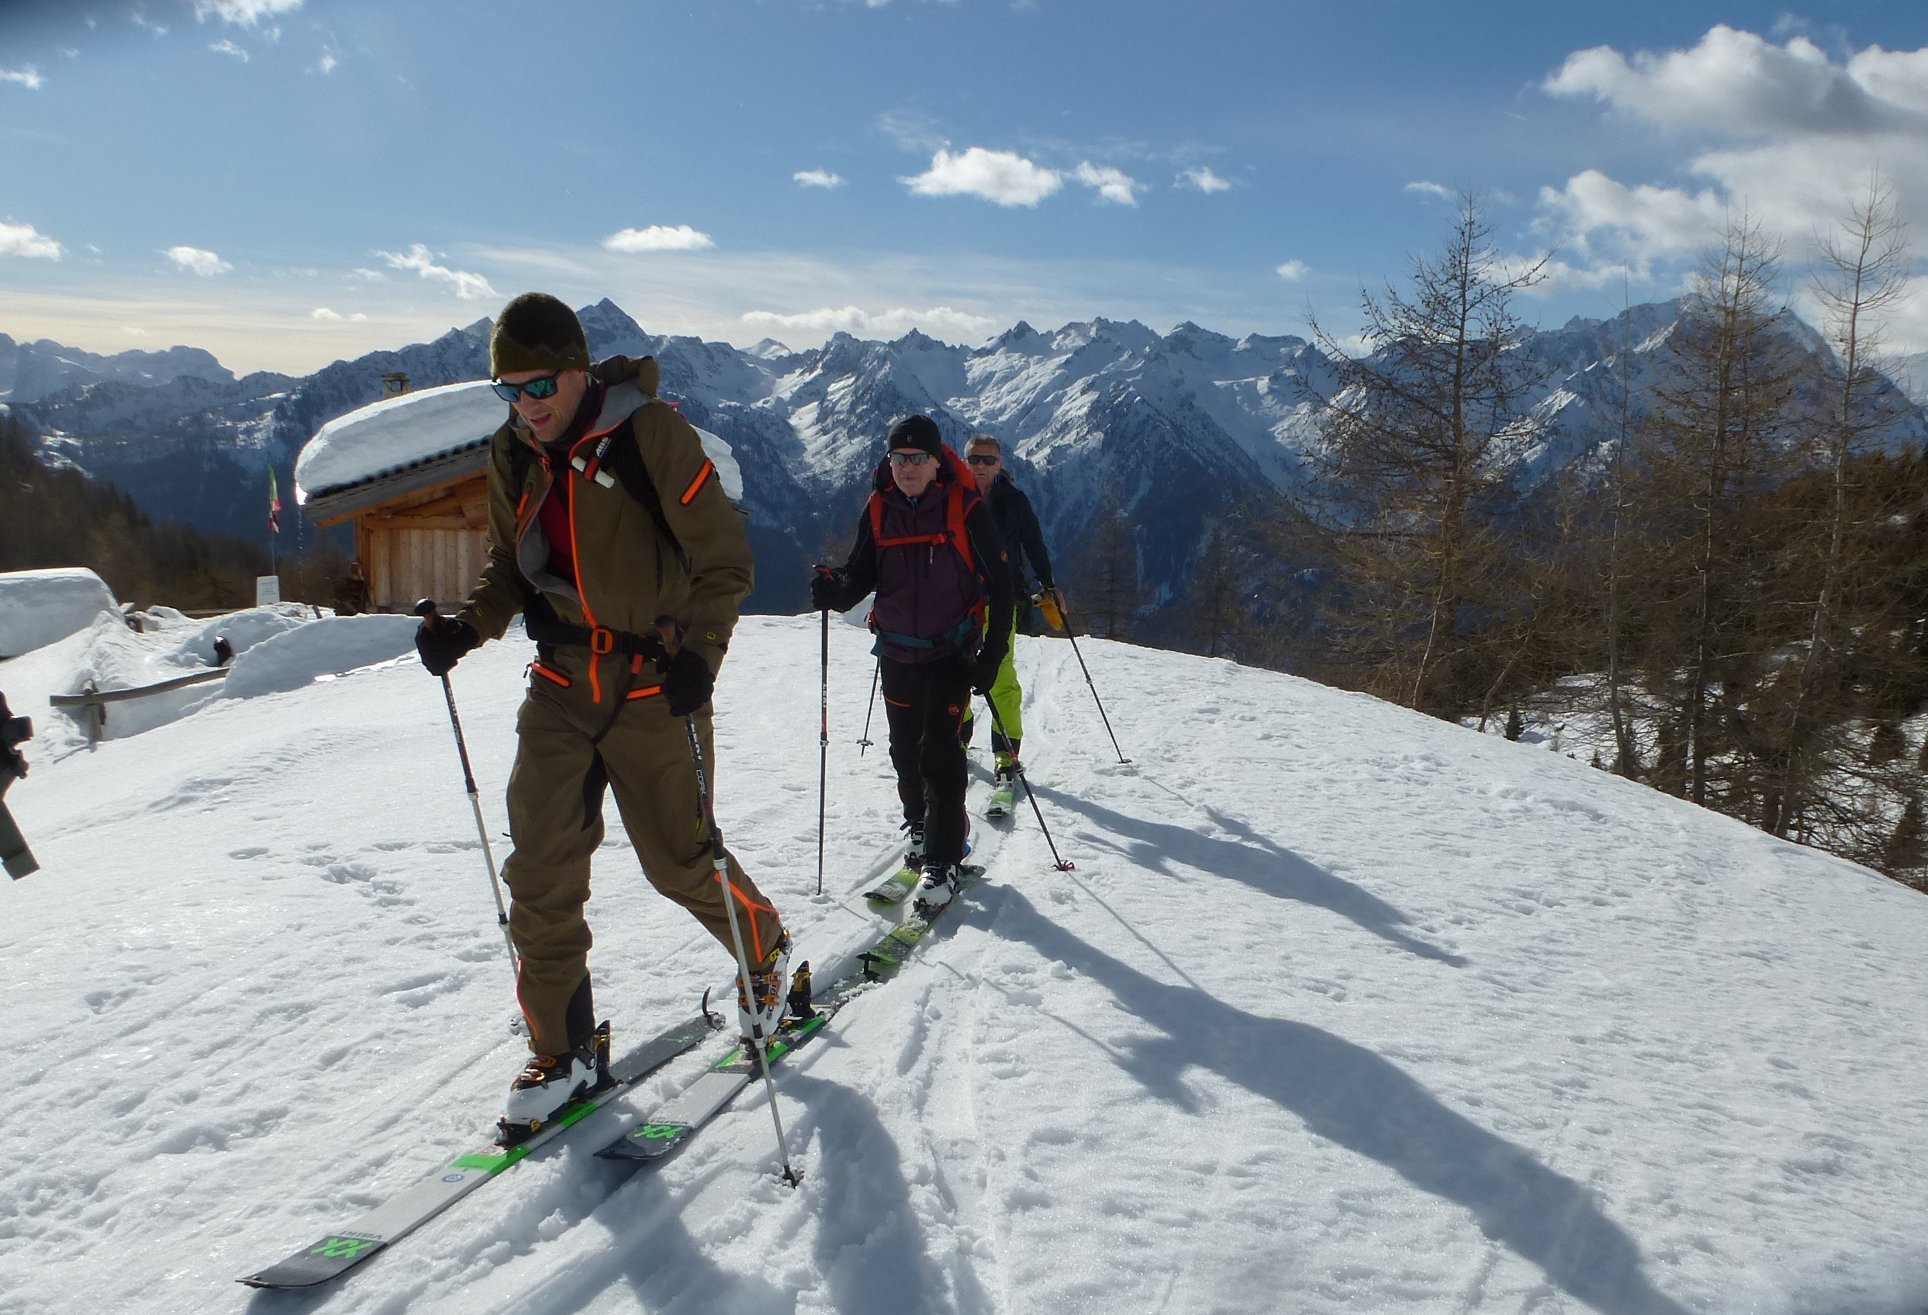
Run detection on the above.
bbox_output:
[213,614,416,700]
[0,605,412,756]
[0,566,118,657]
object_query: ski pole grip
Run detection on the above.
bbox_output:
[413,598,442,630]
[653,615,680,659]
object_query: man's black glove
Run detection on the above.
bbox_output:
[810,568,845,611]
[659,647,715,716]
[415,618,480,677]
[971,645,1006,697]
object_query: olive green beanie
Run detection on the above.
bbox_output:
[490,292,591,377]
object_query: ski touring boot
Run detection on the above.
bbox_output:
[987,760,1020,818]
[499,1021,611,1143]
[738,931,793,1047]
[914,861,962,915]
[902,816,927,870]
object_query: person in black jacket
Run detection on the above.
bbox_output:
[811,416,1015,909]
[958,434,1061,790]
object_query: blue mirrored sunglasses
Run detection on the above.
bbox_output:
[888,450,934,467]
[491,372,562,403]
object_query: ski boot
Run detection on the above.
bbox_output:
[738,931,793,1047]
[900,816,926,870]
[987,760,1020,818]
[914,861,962,914]
[498,1021,610,1143]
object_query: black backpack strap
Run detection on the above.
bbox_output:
[501,417,688,573]
[600,417,688,573]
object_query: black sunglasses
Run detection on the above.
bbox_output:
[491,372,562,403]
[965,454,1000,466]
[888,451,934,467]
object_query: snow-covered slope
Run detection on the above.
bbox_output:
[2,616,1925,1313]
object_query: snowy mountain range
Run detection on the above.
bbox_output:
[9,303,1928,618]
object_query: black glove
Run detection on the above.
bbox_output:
[971,645,1006,697]
[415,618,480,677]
[810,569,844,611]
[659,646,715,716]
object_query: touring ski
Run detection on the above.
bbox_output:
[863,864,920,904]
[597,1008,832,1163]
[597,868,983,1165]
[237,1011,717,1290]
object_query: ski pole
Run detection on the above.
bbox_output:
[982,694,1074,872]
[857,656,880,754]
[413,600,519,984]
[1056,596,1131,765]
[653,619,803,1187]
[817,602,829,897]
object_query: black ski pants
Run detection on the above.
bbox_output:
[881,653,972,866]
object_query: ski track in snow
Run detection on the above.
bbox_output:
[3,616,1928,1313]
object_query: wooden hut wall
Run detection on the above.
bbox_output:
[357,475,490,612]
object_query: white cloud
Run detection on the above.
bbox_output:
[794,169,845,189]
[603,225,716,253]
[902,147,1062,207]
[1,67,43,89]
[1537,170,1731,259]
[210,40,248,60]
[0,222,61,259]
[877,110,948,154]
[1535,26,1928,294]
[1073,162,1140,206]
[1178,166,1231,194]
[1405,180,1454,200]
[1543,24,1904,138]
[194,0,302,26]
[311,307,368,322]
[376,243,497,300]
[742,304,1000,343]
[167,245,233,276]
[315,51,337,73]
[1275,260,1308,281]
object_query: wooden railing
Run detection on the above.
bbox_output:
[48,669,230,746]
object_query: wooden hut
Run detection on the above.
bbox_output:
[295,376,506,614]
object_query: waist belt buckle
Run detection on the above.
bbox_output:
[589,626,616,656]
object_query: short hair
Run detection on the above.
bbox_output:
[965,433,1002,455]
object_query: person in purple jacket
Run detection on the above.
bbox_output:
[811,415,1015,910]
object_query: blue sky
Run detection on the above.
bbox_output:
[3,0,1927,376]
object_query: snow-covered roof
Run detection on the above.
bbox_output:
[294,379,505,503]
[294,378,744,519]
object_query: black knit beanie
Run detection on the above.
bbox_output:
[885,414,943,457]
[490,292,591,377]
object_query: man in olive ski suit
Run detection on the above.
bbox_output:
[414,292,789,1132]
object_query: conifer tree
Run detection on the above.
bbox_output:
[1300,193,1547,716]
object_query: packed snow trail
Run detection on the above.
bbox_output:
[3,615,1927,1313]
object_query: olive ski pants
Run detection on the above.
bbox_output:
[500,670,783,1057]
